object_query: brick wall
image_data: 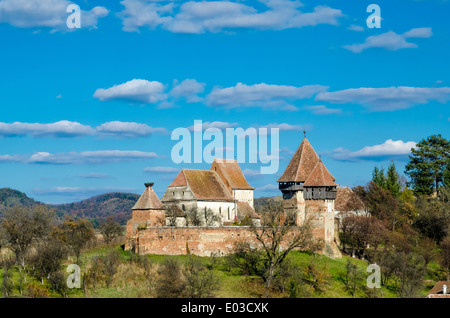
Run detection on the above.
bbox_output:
[133,226,309,257]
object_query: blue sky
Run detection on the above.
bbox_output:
[0,0,449,204]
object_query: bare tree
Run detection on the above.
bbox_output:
[248,200,315,293]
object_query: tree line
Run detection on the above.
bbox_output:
[0,206,123,297]
[339,134,450,297]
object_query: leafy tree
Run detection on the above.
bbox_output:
[343,258,365,298]
[405,134,450,196]
[99,217,123,245]
[396,188,416,227]
[0,205,55,268]
[31,239,67,283]
[364,182,399,229]
[440,237,450,280]
[184,256,219,298]
[413,197,449,244]
[155,257,186,298]
[59,217,95,263]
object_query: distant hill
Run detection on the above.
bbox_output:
[54,192,140,226]
[254,195,282,212]
[0,188,139,226]
[0,188,45,215]
[1,188,284,226]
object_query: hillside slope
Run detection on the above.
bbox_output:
[0,188,139,226]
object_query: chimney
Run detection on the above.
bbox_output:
[145,182,154,188]
[443,285,447,295]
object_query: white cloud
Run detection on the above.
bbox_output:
[187,121,239,132]
[93,79,167,104]
[304,105,342,115]
[28,150,159,164]
[348,24,364,32]
[0,120,95,137]
[96,121,168,137]
[119,0,343,33]
[343,27,432,53]
[331,139,417,161]
[170,79,205,103]
[258,123,312,132]
[144,166,179,173]
[0,154,21,162]
[0,0,108,30]
[0,120,168,138]
[207,82,328,108]
[315,86,450,111]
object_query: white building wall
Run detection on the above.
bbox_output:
[197,201,236,225]
[232,189,254,208]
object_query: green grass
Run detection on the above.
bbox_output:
[1,245,442,298]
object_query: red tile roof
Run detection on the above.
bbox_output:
[278,138,337,187]
[211,158,254,192]
[132,183,164,210]
[303,160,337,187]
[169,169,234,202]
[237,201,260,219]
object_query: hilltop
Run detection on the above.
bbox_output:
[0,188,139,226]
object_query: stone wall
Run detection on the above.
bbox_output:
[130,225,340,258]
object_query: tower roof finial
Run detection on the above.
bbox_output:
[303,130,306,138]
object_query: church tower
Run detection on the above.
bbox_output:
[277,137,340,257]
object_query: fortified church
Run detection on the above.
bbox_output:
[125,137,341,258]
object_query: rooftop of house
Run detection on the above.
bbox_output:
[426,281,450,297]
[132,182,165,210]
[210,158,254,192]
[277,137,337,187]
[168,169,234,202]
[335,186,366,212]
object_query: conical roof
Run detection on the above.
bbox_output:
[277,138,320,183]
[277,138,337,186]
[303,160,337,187]
[132,182,164,210]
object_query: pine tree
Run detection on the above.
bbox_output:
[386,161,402,198]
[405,134,450,196]
[443,158,450,188]
[372,166,386,189]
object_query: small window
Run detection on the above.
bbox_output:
[228,207,230,220]
[182,204,185,211]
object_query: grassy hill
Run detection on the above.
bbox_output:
[0,188,139,226]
